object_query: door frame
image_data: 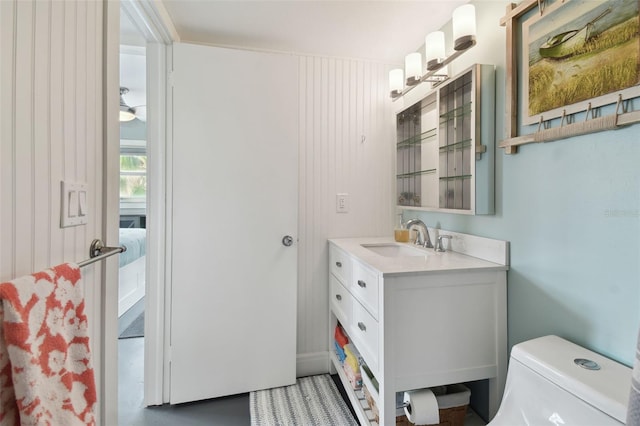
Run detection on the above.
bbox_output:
[103,2,121,424]
[109,0,178,411]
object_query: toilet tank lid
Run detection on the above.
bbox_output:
[511,335,631,423]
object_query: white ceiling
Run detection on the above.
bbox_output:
[120,10,147,112]
[120,0,470,109]
[119,46,146,110]
[160,0,469,63]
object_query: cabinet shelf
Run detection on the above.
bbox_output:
[330,350,375,426]
[439,102,473,122]
[439,174,472,181]
[396,169,436,179]
[439,139,473,151]
[397,128,437,147]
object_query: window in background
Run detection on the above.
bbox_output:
[120,153,147,200]
[119,140,147,226]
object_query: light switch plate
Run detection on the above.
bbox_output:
[61,181,88,227]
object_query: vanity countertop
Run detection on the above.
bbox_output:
[329,237,509,276]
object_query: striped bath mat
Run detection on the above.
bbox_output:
[250,374,358,426]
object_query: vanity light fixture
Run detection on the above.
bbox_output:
[389,4,477,99]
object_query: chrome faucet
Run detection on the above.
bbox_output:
[403,219,433,248]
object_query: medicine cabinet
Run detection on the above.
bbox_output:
[396,63,495,215]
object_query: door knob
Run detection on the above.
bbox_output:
[282,235,294,247]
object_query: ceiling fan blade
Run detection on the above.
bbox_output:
[132,105,147,122]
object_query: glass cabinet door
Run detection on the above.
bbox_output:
[395,64,495,215]
[396,92,438,208]
[438,69,473,210]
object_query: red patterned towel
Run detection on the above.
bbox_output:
[0,263,96,425]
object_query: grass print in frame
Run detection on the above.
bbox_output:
[522,0,640,125]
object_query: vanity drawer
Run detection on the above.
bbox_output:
[350,301,379,373]
[351,261,379,319]
[329,245,351,285]
[330,274,352,326]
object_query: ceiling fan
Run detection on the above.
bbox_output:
[119,87,146,122]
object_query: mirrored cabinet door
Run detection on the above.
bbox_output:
[396,92,438,208]
[396,63,495,215]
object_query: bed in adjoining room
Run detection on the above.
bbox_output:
[118,228,146,317]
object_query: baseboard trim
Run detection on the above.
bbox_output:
[296,351,330,377]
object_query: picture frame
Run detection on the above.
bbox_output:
[522,0,640,125]
[498,0,640,153]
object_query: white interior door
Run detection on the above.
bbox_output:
[169,42,298,404]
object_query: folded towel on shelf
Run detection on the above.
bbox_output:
[334,324,348,348]
[344,343,361,374]
[334,341,346,363]
[343,361,362,390]
[0,263,97,425]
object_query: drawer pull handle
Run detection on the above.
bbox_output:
[358,322,367,332]
[357,280,366,288]
[335,294,342,301]
[336,261,342,268]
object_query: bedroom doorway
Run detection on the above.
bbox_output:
[115,1,173,417]
[118,46,147,330]
[118,13,148,421]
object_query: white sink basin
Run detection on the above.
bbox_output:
[361,243,428,257]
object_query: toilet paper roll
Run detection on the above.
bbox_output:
[403,389,440,425]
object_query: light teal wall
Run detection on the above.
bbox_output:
[405,1,640,366]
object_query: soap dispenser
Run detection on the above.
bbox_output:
[394,214,409,243]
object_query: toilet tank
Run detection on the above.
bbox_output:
[491,335,631,425]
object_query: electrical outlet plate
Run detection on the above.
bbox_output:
[336,193,348,213]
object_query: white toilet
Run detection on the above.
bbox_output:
[489,335,631,425]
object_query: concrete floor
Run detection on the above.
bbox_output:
[117,338,486,426]
[118,337,251,426]
[117,298,354,425]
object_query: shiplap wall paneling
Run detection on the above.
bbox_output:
[13,0,35,276]
[0,0,105,415]
[1,0,102,278]
[1,0,17,280]
[297,55,395,372]
[33,0,52,272]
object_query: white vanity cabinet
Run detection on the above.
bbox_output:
[328,236,509,426]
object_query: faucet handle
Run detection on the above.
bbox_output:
[435,235,452,252]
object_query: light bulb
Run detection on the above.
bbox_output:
[452,4,477,51]
[389,69,404,98]
[425,31,446,71]
[405,52,422,86]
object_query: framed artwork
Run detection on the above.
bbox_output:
[522,0,640,125]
